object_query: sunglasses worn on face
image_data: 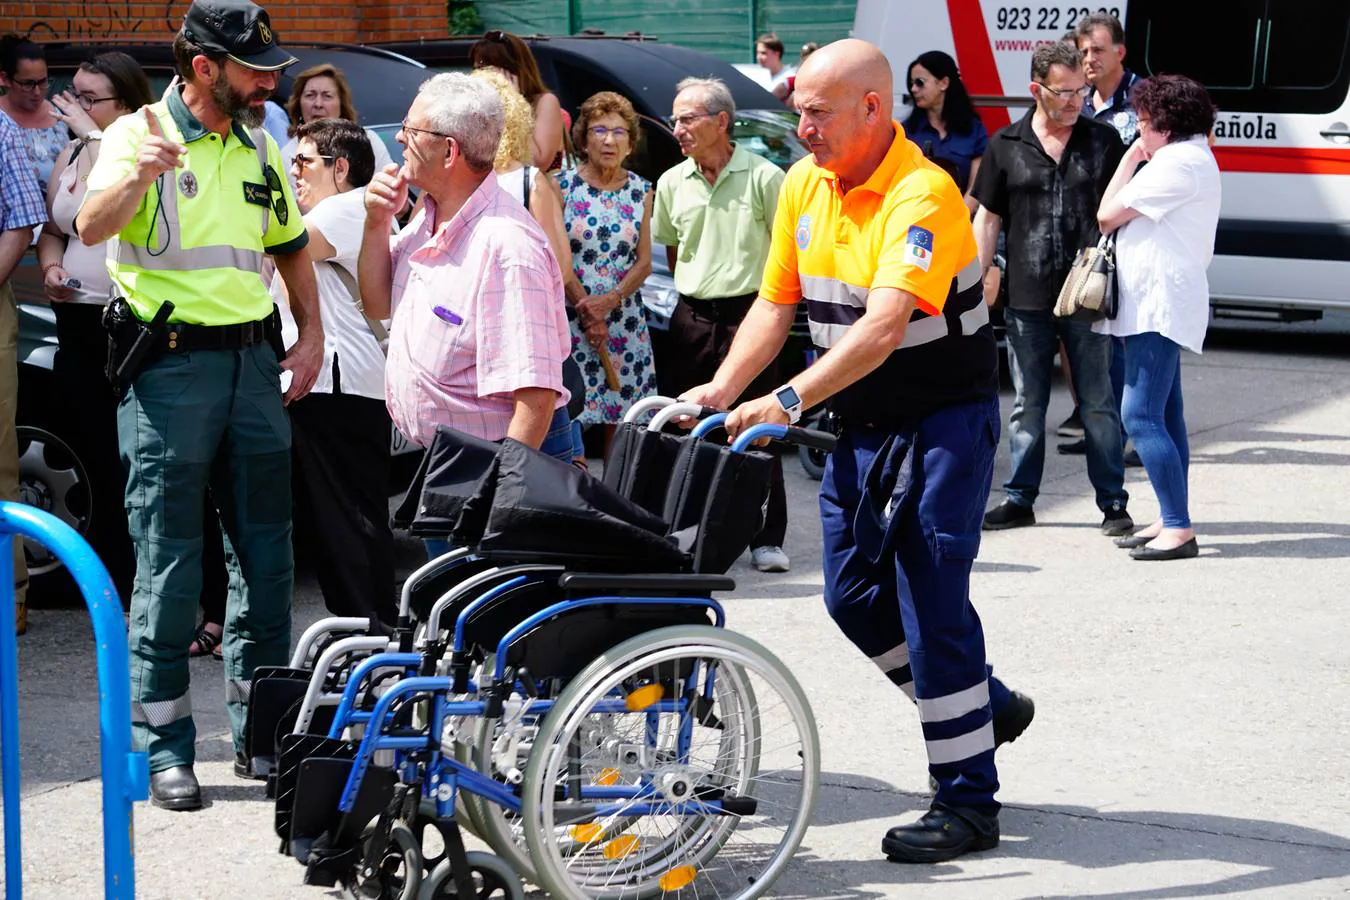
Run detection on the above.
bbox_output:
[292,153,334,169]
[910,77,926,89]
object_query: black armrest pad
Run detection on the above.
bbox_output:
[558,572,736,594]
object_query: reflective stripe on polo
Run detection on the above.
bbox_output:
[86,86,308,326]
[759,122,998,424]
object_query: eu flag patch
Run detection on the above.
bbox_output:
[903,225,935,272]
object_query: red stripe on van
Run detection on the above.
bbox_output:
[1215,146,1350,176]
[947,0,1011,131]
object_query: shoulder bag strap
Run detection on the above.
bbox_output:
[326,259,389,352]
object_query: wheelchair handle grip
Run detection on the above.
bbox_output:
[730,424,838,454]
[647,402,721,432]
[622,395,680,423]
[690,412,729,439]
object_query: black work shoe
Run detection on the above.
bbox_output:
[983,500,1035,531]
[993,690,1035,747]
[150,765,202,811]
[234,751,270,781]
[1100,502,1134,536]
[883,803,999,863]
[1057,411,1084,438]
[1057,438,1086,455]
[1124,448,1144,468]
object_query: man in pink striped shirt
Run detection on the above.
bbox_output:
[358,73,572,459]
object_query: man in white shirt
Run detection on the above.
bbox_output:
[274,117,397,626]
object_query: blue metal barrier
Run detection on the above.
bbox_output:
[0,502,148,899]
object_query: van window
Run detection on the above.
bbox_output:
[1128,0,1350,115]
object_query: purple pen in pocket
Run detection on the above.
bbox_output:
[432,305,463,326]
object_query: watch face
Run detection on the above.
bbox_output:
[776,386,802,409]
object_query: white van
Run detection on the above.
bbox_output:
[853,0,1350,321]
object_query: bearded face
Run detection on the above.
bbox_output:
[209,66,271,128]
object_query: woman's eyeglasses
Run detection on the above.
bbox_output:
[10,76,49,92]
[590,126,629,141]
[74,93,117,110]
[909,77,926,89]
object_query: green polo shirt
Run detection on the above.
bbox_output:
[85,86,307,325]
[652,143,784,300]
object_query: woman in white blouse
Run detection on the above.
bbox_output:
[1096,74,1221,562]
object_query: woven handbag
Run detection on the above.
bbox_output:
[1054,233,1118,321]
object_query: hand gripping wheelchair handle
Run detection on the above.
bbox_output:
[731,423,838,454]
[647,402,722,432]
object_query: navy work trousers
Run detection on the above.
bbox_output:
[820,397,1008,814]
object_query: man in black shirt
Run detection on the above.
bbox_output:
[972,42,1132,535]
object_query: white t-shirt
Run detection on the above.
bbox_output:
[1096,137,1221,354]
[281,129,394,190]
[272,188,389,399]
[494,165,538,208]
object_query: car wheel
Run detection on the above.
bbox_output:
[16,426,93,594]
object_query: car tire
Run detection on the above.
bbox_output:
[17,425,95,607]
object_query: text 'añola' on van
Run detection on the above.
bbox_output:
[1212,115,1278,141]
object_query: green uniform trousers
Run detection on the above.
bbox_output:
[119,343,293,772]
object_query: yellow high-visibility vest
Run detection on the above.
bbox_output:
[85,86,308,326]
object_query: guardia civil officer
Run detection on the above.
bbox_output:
[77,0,322,810]
[682,40,1034,862]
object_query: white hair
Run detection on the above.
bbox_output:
[417,72,504,172]
[675,76,736,135]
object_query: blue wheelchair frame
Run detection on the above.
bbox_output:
[0,502,148,899]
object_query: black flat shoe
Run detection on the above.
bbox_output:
[1130,538,1199,561]
[150,765,202,811]
[1113,534,1153,549]
[883,803,999,863]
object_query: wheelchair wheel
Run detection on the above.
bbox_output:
[416,851,523,899]
[520,626,818,900]
[345,819,423,900]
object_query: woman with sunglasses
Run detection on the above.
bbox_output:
[0,35,69,192]
[903,50,988,213]
[470,30,566,171]
[280,63,393,189]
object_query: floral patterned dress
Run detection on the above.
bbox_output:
[557,168,658,426]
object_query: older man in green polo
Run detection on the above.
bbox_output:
[652,75,789,572]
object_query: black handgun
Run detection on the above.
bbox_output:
[109,300,175,397]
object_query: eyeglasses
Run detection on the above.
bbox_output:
[10,76,49,92]
[589,126,629,141]
[74,93,117,110]
[909,77,926,89]
[667,112,712,129]
[1037,82,1092,101]
[401,119,453,140]
[291,153,334,169]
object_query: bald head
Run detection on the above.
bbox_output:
[795,39,894,120]
[792,39,896,186]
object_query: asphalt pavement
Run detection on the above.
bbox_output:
[7,315,1350,899]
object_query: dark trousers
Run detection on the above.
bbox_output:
[290,389,396,625]
[664,294,786,548]
[820,398,1009,814]
[53,303,227,617]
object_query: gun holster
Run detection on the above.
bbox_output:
[103,298,173,399]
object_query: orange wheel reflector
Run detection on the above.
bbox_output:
[625,683,664,712]
[659,865,698,890]
[571,823,605,844]
[594,767,621,786]
[603,835,640,860]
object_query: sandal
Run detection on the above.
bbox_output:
[189,623,223,659]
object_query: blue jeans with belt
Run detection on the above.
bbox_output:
[1003,308,1127,512]
[1120,332,1190,528]
[820,397,1008,815]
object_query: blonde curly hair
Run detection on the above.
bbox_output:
[472,67,535,171]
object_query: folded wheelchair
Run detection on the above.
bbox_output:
[244,397,836,899]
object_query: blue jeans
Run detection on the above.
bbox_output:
[1120,333,1190,528]
[1003,308,1127,511]
[425,406,575,560]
